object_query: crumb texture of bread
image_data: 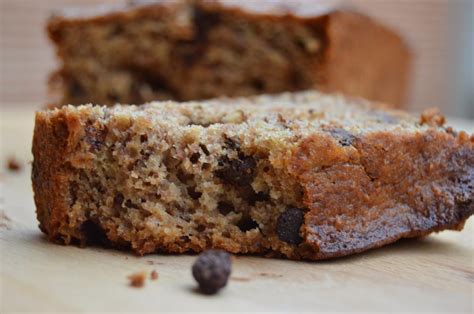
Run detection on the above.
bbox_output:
[47,0,410,107]
[32,92,473,260]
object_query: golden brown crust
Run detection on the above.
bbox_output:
[32,111,69,241]
[32,110,85,243]
[289,130,473,259]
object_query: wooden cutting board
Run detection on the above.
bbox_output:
[1,105,473,313]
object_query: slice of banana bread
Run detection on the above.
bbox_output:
[47,0,410,107]
[32,92,473,260]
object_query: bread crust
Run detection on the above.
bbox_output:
[289,130,472,259]
[33,110,76,243]
[320,10,411,107]
[32,92,473,260]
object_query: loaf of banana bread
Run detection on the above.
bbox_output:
[32,92,473,260]
[47,0,410,107]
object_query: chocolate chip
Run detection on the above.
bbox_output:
[199,144,210,156]
[455,194,472,208]
[454,175,473,214]
[276,208,305,245]
[224,138,240,150]
[180,235,191,243]
[113,193,124,210]
[215,155,256,186]
[248,191,270,205]
[217,201,234,215]
[192,250,232,295]
[193,9,220,43]
[327,128,356,147]
[69,79,85,98]
[125,199,140,209]
[177,171,194,184]
[196,225,206,232]
[107,92,120,103]
[251,78,265,91]
[190,152,200,164]
[85,125,107,151]
[237,216,259,232]
[81,220,108,246]
[187,186,202,200]
[107,24,124,39]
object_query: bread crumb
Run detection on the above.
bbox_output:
[128,271,146,288]
[458,131,470,142]
[150,270,158,280]
[6,157,21,172]
[420,108,445,126]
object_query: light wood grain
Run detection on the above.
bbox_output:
[0,106,473,313]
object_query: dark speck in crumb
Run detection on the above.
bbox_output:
[326,128,356,147]
[215,155,256,186]
[277,207,305,245]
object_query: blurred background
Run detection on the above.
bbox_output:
[1,0,473,118]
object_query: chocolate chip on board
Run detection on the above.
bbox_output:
[192,250,232,295]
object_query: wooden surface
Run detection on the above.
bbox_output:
[1,105,473,313]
